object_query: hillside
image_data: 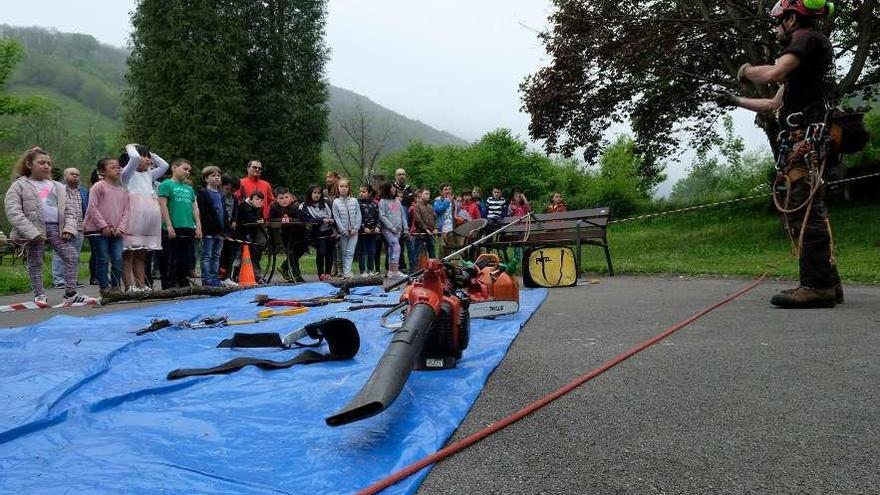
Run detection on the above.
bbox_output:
[0,25,468,158]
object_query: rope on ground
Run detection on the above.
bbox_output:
[611,171,880,225]
[356,274,768,495]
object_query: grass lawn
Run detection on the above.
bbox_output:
[579,202,880,284]
[1,202,877,296]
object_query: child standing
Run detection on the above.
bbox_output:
[158,159,202,289]
[235,191,267,283]
[196,166,227,287]
[357,185,380,276]
[332,178,362,279]
[460,190,481,221]
[218,175,239,286]
[378,182,405,278]
[508,190,532,217]
[300,185,336,281]
[433,183,456,256]
[4,147,92,304]
[410,188,438,263]
[484,187,507,231]
[269,187,306,283]
[83,158,130,292]
[120,144,169,291]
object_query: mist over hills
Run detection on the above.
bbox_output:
[0,25,468,153]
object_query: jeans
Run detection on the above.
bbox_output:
[200,236,224,286]
[357,234,378,273]
[338,234,358,276]
[89,235,124,290]
[52,234,83,286]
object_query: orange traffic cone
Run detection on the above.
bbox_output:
[239,244,257,287]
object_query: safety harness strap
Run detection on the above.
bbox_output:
[167,350,339,380]
[167,318,360,380]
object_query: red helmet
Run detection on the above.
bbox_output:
[771,0,833,18]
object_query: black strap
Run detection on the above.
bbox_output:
[167,350,338,380]
[167,318,360,380]
[217,332,284,348]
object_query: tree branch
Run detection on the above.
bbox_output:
[837,0,877,95]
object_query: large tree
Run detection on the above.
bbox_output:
[126,1,250,168]
[125,0,328,188]
[521,0,879,178]
[240,0,328,188]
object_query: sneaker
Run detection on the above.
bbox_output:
[53,283,65,289]
[770,286,836,309]
[34,293,49,305]
[220,278,238,287]
[63,291,97,305]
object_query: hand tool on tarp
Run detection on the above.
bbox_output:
[251,294,344,307]
[134,308,309,336]
[250,292,393,308]
[135,315,229,336]
[166,317,360,380]
[256,306,309,319]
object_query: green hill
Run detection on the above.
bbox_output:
[0,24,468,161]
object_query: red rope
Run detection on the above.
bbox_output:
[357,274,768,495]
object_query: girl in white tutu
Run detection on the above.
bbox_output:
[120,144,169,290]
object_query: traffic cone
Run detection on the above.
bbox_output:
[239,244,257,287]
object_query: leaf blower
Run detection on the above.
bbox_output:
[325,258,472,427]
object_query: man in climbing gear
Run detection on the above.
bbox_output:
[722,0,842,308]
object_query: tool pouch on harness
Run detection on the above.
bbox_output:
[829,109,870,154]
[523,246,577,288]
[166,318,359,380]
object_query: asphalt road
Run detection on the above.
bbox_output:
[418,275,879,494]
[2,276,877,494]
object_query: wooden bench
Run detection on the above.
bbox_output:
[482,207,613,276]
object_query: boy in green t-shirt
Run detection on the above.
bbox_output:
[158,159,202,289]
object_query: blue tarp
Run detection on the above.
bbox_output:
[0,283,546,494]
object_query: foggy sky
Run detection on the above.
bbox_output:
[2,0,770,195]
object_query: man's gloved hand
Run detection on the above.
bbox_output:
[715,90,740,108]
[737,63,751,83]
